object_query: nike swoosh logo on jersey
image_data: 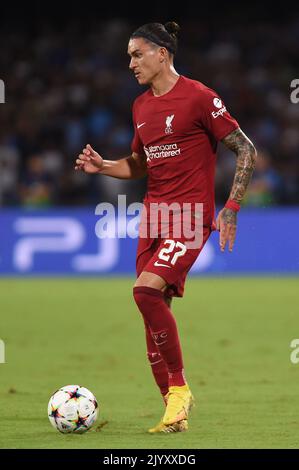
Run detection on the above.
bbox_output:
[154,261,171,268]
[137,122,146,129]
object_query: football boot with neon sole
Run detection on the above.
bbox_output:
[148,418,188,433]
[162,384,194,426]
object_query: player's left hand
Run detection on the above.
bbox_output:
[216,208,237,252]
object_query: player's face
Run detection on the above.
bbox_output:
[128,38,164,85]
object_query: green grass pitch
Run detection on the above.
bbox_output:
[0,277,298,449]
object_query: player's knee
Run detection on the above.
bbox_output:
[133,286,164,314]
[132,286,148,310]
[134,272,167,290]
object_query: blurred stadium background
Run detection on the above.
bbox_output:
[0,1,299,449]
[0,2,298,275]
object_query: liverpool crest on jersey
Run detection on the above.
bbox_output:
[165,114,174,134]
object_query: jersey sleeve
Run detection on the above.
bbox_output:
[198,87,239,141]
[131,101,144,155]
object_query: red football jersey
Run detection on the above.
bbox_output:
[131,75,239,227]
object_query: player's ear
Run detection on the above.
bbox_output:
[159,47,167,62]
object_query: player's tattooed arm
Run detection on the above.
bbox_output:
[221,127,257,206]
[216,128,257,252]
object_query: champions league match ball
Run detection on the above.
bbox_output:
[48,385,99,434]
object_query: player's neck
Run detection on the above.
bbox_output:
[150,68,180,97]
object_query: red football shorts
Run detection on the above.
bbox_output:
[136,226,211,298]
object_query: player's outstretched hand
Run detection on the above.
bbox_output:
[216,208,237,252]
[75,144,103,174]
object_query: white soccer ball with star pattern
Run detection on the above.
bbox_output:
[48,385,99,433]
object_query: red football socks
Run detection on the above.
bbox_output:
[133,286,187,388]
[144,321,169,397]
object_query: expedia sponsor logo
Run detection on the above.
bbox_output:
[213,97,222,108]
[211,106,227,119]
[144,143,181,162]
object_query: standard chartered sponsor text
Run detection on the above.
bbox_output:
[145,143,181,161]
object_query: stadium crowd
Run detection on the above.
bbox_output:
[0,16,298,208]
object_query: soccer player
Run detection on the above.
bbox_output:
[75,22,257,433]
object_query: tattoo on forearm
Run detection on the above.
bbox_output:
[222,128,257,204]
